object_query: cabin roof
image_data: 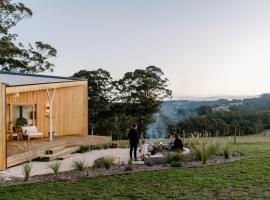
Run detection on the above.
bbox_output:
[0,71,84,86]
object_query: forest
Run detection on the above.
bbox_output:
[73,68,270,140]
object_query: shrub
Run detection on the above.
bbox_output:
[223,143,231,159]
[124,159,133,171]
[88,145,102,150]
[110,143,119,148]
[22,162,32,181]
[170,161,183,168]
[192,141,218,164]
[89,145,96,150]
[0,175,5,185]
[49,161,62,177]
[78,145,90,153]
[128,159,133,165]
[93,157,113,169]
[95,145,102,150]
[145,160,154,166]
[145,157,166,166]
[165,152,186,164]
[103,144,110,149]
[73,159,86,171]
[120,161,125,166]
[124,165,133,171]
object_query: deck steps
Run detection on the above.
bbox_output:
[7,141,67,167]
[40,147,80,161]
[7,135,112,168]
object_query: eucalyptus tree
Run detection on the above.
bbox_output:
[116,66,172,132]
[73,69,115,134]
[0,0,57,73]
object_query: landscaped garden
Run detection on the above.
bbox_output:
[0,135,270,199]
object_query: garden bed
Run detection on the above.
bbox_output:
[0,152,243,186]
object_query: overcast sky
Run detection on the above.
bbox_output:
[12,0,270,98]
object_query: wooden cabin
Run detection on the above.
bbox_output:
[0,71,90,170]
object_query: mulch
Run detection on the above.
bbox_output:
[0,153,243,186]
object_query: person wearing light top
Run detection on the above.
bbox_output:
[139,139,150,161]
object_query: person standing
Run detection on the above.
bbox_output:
[128,124,139,161]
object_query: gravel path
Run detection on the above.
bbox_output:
[1,148,132,179]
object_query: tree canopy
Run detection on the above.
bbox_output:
[73,66,172,137]
[0,0,57,73]
[117,66,172,119]
[73,69,115,133]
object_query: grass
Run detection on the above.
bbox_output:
[72,159,86,172]
[124,159,133,171]
[191,141,219,164]
[1,135,270,199]
[165,152,187,163]
[48,161,62,177]
[21,162,32,182]
[223,143,231,159]
[93,157,113,169]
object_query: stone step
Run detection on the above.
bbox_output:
[40,147,79,161]
[46,146,65,154]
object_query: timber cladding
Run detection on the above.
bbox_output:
[0,84,6,170]
[6,81,88,137]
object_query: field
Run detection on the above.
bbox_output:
[1,134,270,200]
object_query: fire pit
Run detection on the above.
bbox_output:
[144,142,191,165]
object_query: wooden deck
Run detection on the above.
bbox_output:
[7,135,112,168]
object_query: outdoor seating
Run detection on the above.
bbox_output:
[7,129,23,141]
[21,126,43,140]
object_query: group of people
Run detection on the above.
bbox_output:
[128,124,184,161]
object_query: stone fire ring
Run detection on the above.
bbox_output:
[144,147,191,164]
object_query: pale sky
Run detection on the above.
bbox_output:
[12,0,270,98]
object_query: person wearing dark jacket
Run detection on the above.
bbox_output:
[173,133,184,151]
[128,125,139,160]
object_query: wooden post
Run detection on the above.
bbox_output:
[0,83,6,170]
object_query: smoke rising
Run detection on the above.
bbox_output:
[145,101,202,139]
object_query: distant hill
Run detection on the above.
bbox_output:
[159,93,270,137]
[173,95,259,101]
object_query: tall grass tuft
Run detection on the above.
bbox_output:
[223,143,231,159]
[22,162,32,181]
[124,159,133,171]
[78,145,90,153]
[93,157,113,169]
[0,175,5,185]
[49,160,62,177]
[73,158,86,171]
[165,152,186,164]
[192,141,218,164]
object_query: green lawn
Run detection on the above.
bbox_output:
[1,135,270,200]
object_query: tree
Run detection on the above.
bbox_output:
[117,66,172,132]
[73,69,115,134]
[118,66,172,116]
[0,0,57,73]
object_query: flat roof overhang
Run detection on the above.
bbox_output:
[5,80,87,94]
